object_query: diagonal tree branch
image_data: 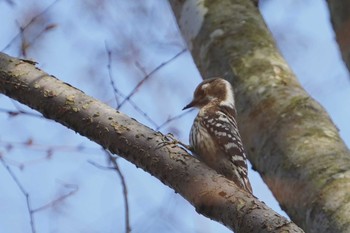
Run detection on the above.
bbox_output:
[0,52,303,233]
[168,0,350,232]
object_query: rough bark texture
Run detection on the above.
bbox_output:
[326,0,350,73]
[0,52,304,233]
[169,0,350,232]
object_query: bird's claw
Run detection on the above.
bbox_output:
[157,133,193,152]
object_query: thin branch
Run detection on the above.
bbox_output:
[1,139,101,170]
[156,109,194,131]
[88,160,115,170]
[19,22,57,58]
[117,48,187,108]
[117,93,159,128]
[0,155,36,233]
[104,44,188,130]
[0,139,100,154]
[90,152,131,233]
[104,43,160,128]
[19,23,27,57]
[32,182,78,213]
[106,151,131,233]
[0,107,43,118]
[1,0,59,52]
[105,42,121,107]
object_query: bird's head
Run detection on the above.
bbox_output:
[183,78,235,110]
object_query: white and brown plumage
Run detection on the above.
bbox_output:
[183,78,252,193]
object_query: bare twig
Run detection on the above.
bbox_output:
[0,139,100,154]
[0,107,43,118]
[1,0,59,52]
[104,43,160,128]
[126,98,160,128]
[106,152,131,233]
[0,155,36,233]
[117,48,187,108]
[1,139,101,170]
[105,42,121,106]
[156,109,194,131]
[24,24,57,57]
[18,24,27,57]
[88,160,114,170]
[89,152,131,233]
[32,182,78,213]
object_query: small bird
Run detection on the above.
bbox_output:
[183,78,252,193]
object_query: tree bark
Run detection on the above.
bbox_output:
[326,0,350,74]
[0,52,303,232]
[168,0,350,232]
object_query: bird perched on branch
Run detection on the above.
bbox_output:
[183,78,252,193]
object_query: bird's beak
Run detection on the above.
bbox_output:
[182,99,196,110]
